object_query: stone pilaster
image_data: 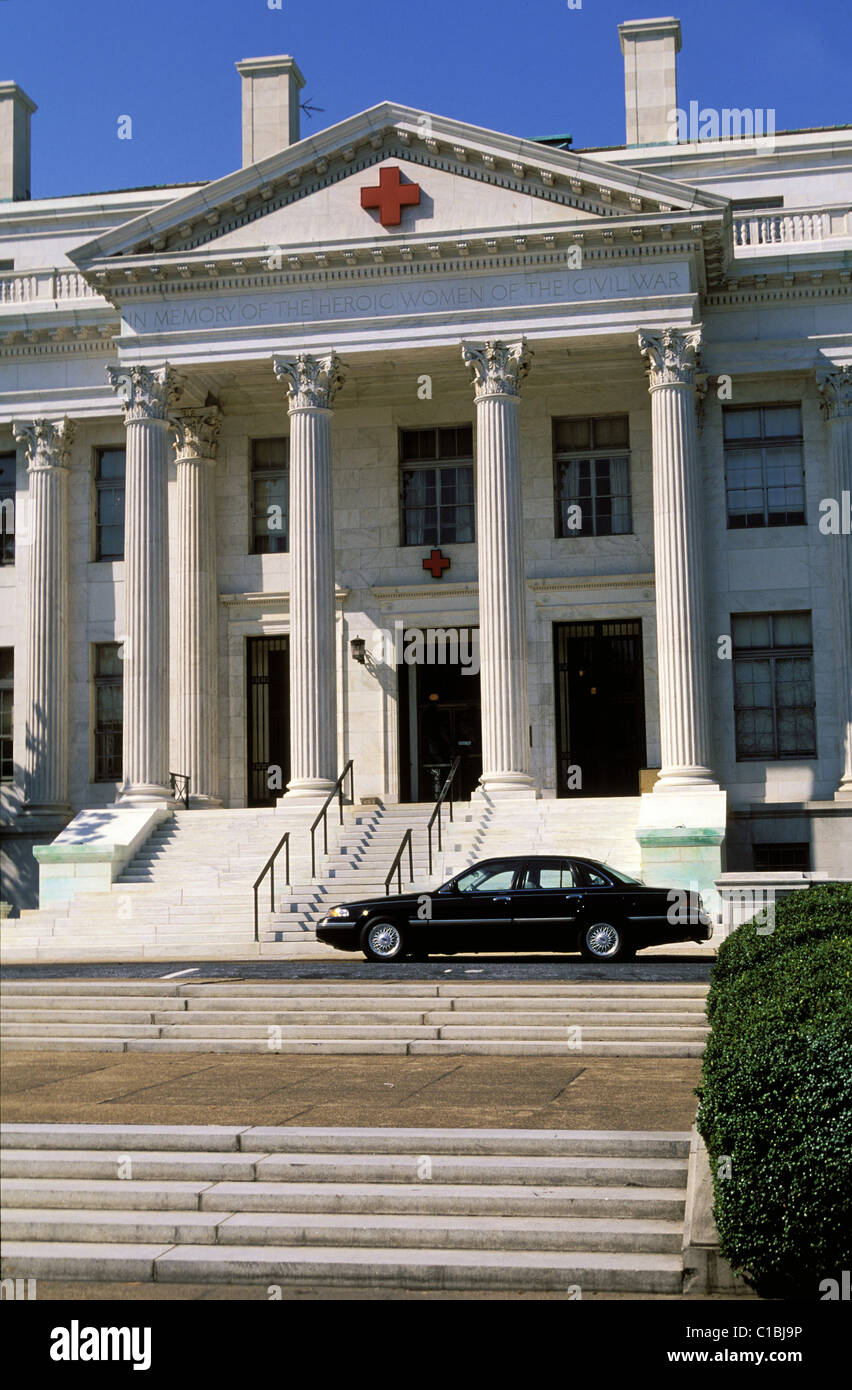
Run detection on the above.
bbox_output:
[462,339,534,796]
[817,366,852,799]
[272,351,345,797]
[107,364,182,803]
[170,405,222,806]
[13,417,74,820]
[639,327,715,788]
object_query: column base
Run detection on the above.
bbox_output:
[283,778,337,801]
[473,772,538,801]
[834,778,852,801]
[653,768,718,791]
[118,784,174,808]
[188,795,223,810]
[16,805,72,833]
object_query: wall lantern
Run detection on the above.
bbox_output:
[350,636,367,664]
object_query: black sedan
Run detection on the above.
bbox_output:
[316,855,713,962]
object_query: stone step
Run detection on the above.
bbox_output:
[2,1207,683,1253]
[0,1125,691,1157]
[0,1021,709,1041]
[0,980,709,998]
[0,1176,687,1220]
[0,1008,707,1026]
[0,1036,706,1056]
[0,1239,683,1291]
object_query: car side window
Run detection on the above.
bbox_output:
[576,863,613,887]
[521,860,577,889]
[455,862,518,893]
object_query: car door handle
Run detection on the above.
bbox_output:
[565,895,580,903]
[493,896,511,903]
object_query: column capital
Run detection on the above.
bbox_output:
[13,416,75,471]
[272,351,346,410]
[170,404,223,462]
[462,339,531,399]
[638,326,702,388]
[107,364,184,421]
[817,365,852,420]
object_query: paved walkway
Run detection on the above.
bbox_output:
[1,1051,702,1130]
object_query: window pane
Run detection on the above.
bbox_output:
[97,449,125,481]
[736,707,775,756]
[773,612,811,648]
[732,615,772,650]
[95,644,122,677]
[724,409,761,440]
[252,438,288,470]
[554,418,591,452]
[775,657,813,707]
[763,406,801,438]
[777,708,816,756]
[592,416,629,449]
[400,429,435,462]
[734,658,772,707]
[0,647,12,681]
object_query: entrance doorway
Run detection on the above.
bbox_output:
[398,629,482,801]
[554,619,646,796]
[246,636,290,806]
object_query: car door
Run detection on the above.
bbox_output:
[431,859,520,953]
[511,858,583,952]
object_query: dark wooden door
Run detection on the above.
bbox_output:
[554,620,646,796]
[247,636,290,806]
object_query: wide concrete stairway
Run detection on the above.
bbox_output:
[0,795,643,963]
[0,979,710,1056]
[0,1123,690,1294]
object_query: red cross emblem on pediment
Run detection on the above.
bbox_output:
[423,548,450,579]
[360,166,421,226]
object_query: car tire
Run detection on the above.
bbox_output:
[361,919,406,962]
[579,919,632,962]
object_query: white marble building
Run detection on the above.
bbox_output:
[1,17,850,914]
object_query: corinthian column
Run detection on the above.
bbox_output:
[272,351,345,797]
[462,339,534,796]
[171,405,222,806]
[638,327,716,789]
[13,417,74,818]
[107,364,182,803]
[817,366,852,799]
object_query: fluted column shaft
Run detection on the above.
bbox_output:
[639,328,715,787]
[172,407,222,806]
[463,340,534,794]
[272,352,345,797]
[14,418,73,815]
[818,367,852,798]
[108,365,182,803]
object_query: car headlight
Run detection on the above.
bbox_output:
[326,906,351,919]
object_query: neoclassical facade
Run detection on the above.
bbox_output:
[1,18,851,910]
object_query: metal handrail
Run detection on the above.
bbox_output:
[169,772,190,809]
[252,831,291,943]
[310,760,355,880]
[385,827,414,896]
[427,755,462,877]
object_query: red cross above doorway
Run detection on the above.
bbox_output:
[360,166,421,226]
[423,548,450,579]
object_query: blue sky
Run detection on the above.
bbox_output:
[2,0,850,199]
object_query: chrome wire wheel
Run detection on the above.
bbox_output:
[366,922,403,959]
[584,921,622,959]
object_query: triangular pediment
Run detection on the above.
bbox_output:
[71,102,730,278]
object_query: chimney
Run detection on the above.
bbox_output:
[618,17,681,147]
[236,55,306,167]
[0,81,37,201]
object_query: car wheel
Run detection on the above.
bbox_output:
[579,919,631,962]
[361,919,406,962]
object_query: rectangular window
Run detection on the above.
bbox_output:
[93,643,123,783]
[95,448,126,560]
[553,415,632,538]
[0,454,15,566]
[732,612,816,760]
[0,647,12,782]
[753,842,811,872]
[724,405,805,528]
[400,426,475,545]
[251,438,289,554]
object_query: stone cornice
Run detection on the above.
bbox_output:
[529,572,655,596]
[220,588,350,609]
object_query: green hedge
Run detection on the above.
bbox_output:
[696,883,852,1299]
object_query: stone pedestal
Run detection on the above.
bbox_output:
[107,364,182,804]
[272,352,345,798]
[463,339,535,798]
[171,406,222,807]
[13,417,74,822]
[637,328,725,892]
[817,366,852,800]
